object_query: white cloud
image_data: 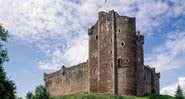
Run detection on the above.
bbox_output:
[161,76,185,96]
[38,35,88,70]
[62,35,88,66]
[38,48,64,70]
[2,0,180,41]
[145,32,185,72]
[0,0,185,70]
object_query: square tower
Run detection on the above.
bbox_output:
[88,10,116,95]
[88,10,139,96]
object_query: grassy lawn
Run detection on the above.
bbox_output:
[49,92,175,99]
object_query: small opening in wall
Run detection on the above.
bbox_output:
[121,41,125,47]
[110,50,112,54]
[117,58,122,67]
[125,58,129,63]
[111,38,112,42]
[118,29,121,32]
[92,68,97,75]
[95,35,98,40]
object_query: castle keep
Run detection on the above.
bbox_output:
[44,10,160,96]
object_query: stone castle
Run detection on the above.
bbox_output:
[44,10,160,96]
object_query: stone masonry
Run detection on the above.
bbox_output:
[44,10,160,96]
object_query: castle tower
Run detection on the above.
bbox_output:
[88,11,116,95]
[136,31,145,96]
[88,10,141,96]
[115,12,137,96]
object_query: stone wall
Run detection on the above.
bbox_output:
[152,70,160,94]
[97,11,115,95]
[89,11,116,95]
[88,22,99,93]
[44,62,89,96]
[116,14,137,96]
[144,65,160,94]
[136,32,145,96]
[144,66,152,93]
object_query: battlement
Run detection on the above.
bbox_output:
[98,10,119,16]
[136,31,144,44]
[155,73,161,78]
[144,65,160,74]
[88,22,97,35]
[44,61,88,80]
[98,10,135,23]
[144,65,160,82]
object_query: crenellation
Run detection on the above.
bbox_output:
[143,65,160,94]
[44,70,61,80]
[136,31,144,44]
[88,25,95,35]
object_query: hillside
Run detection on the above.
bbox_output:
[49,93,175,99]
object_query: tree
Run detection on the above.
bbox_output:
[175,84,184,99]
[35,85,49,99]
[0,25,16,99]
[32,95,36,99]
[26,92,33,99]
[16,96,23,99]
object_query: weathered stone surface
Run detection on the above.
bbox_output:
[44,62,89,96]
[44,10,160,97]
[144,66,160,94]
[136,31,145,96]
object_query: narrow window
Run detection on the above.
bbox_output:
[110,50,112,54]
[125,58,129,63]
[111,38,112,42]
[117,58,122,67]
[95,35,98,40]
[92,68,97,75]
[118,29,121,32]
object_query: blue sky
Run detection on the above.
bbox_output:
[0,0,185,98]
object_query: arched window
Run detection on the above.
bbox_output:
[92,68,97,75]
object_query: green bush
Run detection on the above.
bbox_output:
[144,93,175,99]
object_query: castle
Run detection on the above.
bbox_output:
[44,10,160,96]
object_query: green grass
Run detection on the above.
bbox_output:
[50,92,175,99]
